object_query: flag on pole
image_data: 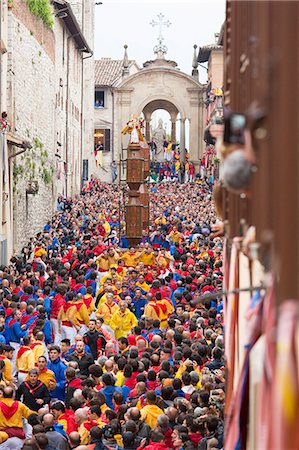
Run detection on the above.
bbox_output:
[256,277,276,450]
[225,284,264,450]
[225,238,240,412]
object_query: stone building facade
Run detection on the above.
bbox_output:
[93,48,205,183]
[197,33,224,179]
[94,54,139,182]
[0,0,94,261]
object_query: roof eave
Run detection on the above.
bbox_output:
[52,0,92,54]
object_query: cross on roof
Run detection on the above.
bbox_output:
[150,13,171,55]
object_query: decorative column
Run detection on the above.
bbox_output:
[145,120,151,142]
[180,118,186,161]
[171,121,176,143]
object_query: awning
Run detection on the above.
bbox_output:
[6,132,32,150]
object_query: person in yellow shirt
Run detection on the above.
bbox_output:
[144,293,160,321]
[107,248,120,268]
[168,226,182,243]
[30,331,46,364]
[83,287,95,316]
[96,251,110,279]
[72,294,90,335]
[88,404,107,427]
[0,386,36,443]
[34,243,47,258]
[25,356,56,390]
[75,407,97,445]
[120,247,140,268]
[155,292,174,329]
[95,281,111,303]
[140,391,164,429]
[138,247,156,267]
[156,248,174,269]
[35,356,56,391]
[136,274,150,292]
[0,346,13,387]
[96,284,117,307]
[100,267,122,286]
[109,300,138,339]
[96,293,119,326]
[16,336,35,384]
[113,280,123,295]
[58,296,77,343]
[103,220,111,237]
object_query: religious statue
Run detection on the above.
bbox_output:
[151,119,166,158]
[122,115,145,144]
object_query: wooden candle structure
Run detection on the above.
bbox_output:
[125,143,150,246]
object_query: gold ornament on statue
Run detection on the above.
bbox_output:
[122,115,145,144]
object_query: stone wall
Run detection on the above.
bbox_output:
[11,0,55,62]
[7,10,55,251]
[52,18,83,199]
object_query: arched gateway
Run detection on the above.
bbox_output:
[115,54,205,163]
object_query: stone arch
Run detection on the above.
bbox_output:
[142,99,180,142]
[115,66,205,162]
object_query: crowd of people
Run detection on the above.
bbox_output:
[0,178,225,450]
[149,161,196,183]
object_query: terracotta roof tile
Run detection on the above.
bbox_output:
[95,58,134,86]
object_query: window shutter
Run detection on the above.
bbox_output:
[104,129,111,152]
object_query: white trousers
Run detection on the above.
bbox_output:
[10,342,20,375]
[78,324,89,336]
[17,371,28,385]
[61,325,76,344]
[0,437,24,450]
[50,318,61,346]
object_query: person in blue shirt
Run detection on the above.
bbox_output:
[101,373,122,410]
[133,288,147,320]
[7,309,27,344]
[47,346,67,401]
[43,286,53,318]
[109,215,120,228]
[34,309,53,346]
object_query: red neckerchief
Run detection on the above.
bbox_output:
[17,346,31,359]
[0,401,19,419]
[30,342,43,349]
[83,420,98,431]
[149,302,160,316]
[84,295,93,308]
[24,381,43,395]
[8,319,17,328]
[104,302,116,314]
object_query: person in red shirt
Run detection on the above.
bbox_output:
[50,285,66,345]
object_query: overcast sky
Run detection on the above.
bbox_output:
[94,0,226,83]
